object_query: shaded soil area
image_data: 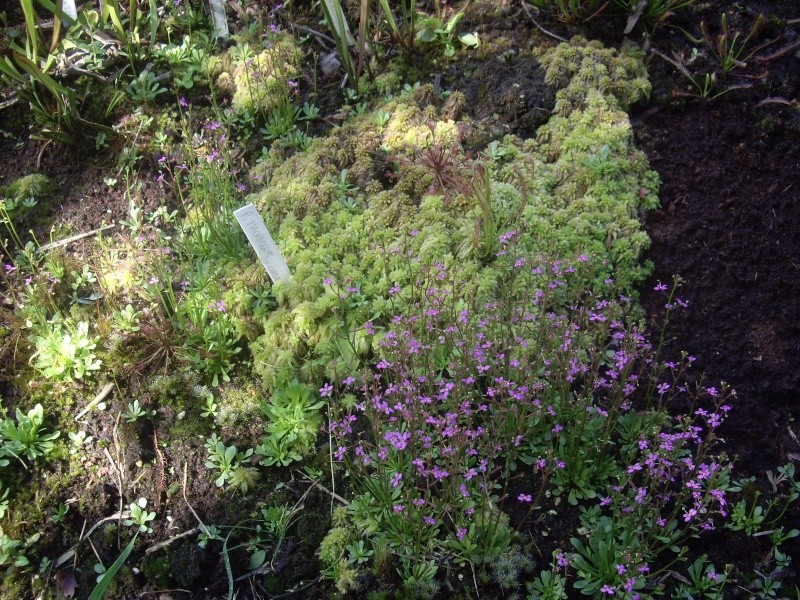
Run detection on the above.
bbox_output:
[634,98,800,588]
[636,102,800,477]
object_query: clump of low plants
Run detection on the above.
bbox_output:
[227,35,301,118]
[322,243,733,596]
[0,402,60,466]
[28,320,102,383]
[256,381,324,467]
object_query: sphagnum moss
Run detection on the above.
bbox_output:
[246,39,659,392]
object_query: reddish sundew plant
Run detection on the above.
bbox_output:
[322,233,735,597]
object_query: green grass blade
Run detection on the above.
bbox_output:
[357,0,370,79]
[20,0,39,62]
[88,533,138,600]
[321,0,356,84]
[377,0,400,38]
[148,0,158,47]
[13,52,73,100]
[0,56,25,83]
[51,0,63,53]
[99,0,126,40]
[35,0,77,28]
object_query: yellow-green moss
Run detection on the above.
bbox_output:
[245,38,659,391]
[1,174,54,202]
[535,36,650,115]
[229,36,301,116]
[214,381,265,432]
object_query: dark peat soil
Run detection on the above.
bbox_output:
[636,101,800,477]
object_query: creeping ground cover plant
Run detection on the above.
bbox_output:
[321,240,736,597]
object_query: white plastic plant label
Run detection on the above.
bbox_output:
[209,0,230,42]
[234,204,291,283]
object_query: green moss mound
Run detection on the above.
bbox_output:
[1,174,54,202]
[227,36,301,116]
[246,40,659,390]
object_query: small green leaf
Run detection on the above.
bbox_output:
[417,28,437,43]
[248,549,266,570]
[458,32,479,47]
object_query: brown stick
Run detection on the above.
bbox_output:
[39,223,116,251]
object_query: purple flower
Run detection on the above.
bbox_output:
[423,516,436,526]
[431,465,449,480]
[209,300,227,312]
[319,383,334,397]
[393,504,405,513]
[600,584,616,595]
[456,527,467,540]
[179,96,189,107]
[517,493,532,503]
[384,430,411,450]
[653,282,668,291]
[499,230,517,243]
